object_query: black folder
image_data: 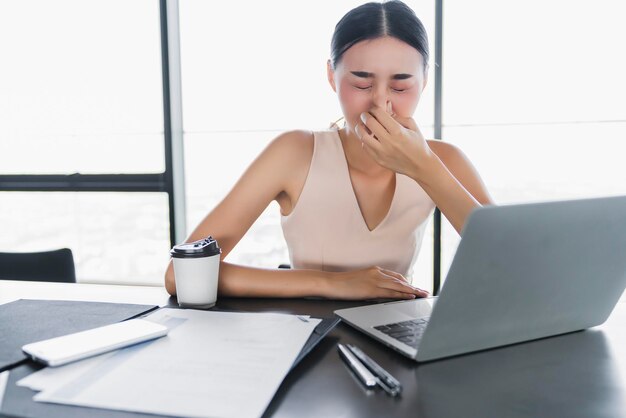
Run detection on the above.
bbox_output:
[0,299,158,373]
[291,316,341,370]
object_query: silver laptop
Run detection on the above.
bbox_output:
[335,196,626,362]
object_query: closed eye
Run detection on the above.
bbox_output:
[354,85,408,92]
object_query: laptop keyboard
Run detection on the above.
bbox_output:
[374,317,430,348]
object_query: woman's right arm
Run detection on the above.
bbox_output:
[164,130,427,300]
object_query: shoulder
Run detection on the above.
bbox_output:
[263,129,314,164]
[426,139,494,205]
[269,129,314,149]
[252,130,315,196]
[426,139,463,159]
[262,130,316,209]
[426,139,471,168]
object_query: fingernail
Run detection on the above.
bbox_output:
[386,101,392,113]
[360,112,367,124]
[354,124,360,137]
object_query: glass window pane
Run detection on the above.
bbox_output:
[0,0,164,174]
[0,192,171,285]
[440,122,626,280]
[447,123,626,205]
[412,220,435,293]
[179,1,435,131]
[180,1,437,283]
[443,0,626,125]
[441,0,626,288]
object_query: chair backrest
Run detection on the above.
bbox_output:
[0,248,76,283]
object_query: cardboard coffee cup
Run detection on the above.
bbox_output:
[170,236,222,309]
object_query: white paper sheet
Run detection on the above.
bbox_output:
[18,351,115,392]
[30,308,320,418]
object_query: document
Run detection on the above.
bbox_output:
[18,352,115,392]
[22,308,320,418]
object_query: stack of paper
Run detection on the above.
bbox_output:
[18,308,320,418]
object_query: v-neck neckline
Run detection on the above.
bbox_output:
[334,129,398,233]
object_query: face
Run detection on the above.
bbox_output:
[328,36,428,135]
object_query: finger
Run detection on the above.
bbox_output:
[360,138,384,164]
[354,122,365,140]
[393,115,418,131]
[377,284,419,300]
[360,111,389,141]
[412,288,430,297]
[368,106,399,134]
[377,272,422,294]
[357,125,387,164]
[377,290,417,300]
[356,122,383,151]
[379,268,409,283]
[379,269,430,296]
[384,101,417,131]
[370,276,419,299]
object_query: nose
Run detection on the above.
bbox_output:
[371,85,389,109]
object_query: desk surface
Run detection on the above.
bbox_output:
[1,280,626,418]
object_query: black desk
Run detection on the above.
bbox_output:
[2,280,626,418]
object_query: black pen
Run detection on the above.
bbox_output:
[346,344,402,397]
[337,343,377,389]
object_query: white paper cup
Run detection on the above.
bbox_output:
[170,237,222,309]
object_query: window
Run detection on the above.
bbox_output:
[0,0,171,285]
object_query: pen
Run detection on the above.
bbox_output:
[346,344,402,397]
[337,343,377,389]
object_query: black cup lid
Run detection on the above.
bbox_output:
[170,236,222,258]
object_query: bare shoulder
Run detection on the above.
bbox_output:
[426,139,467,163]
[266,129,314,164]
[426,139,480,173]
[262,130,315,213]
[248,129,314,184]
[258,130,313,172]
[426,139,494,205]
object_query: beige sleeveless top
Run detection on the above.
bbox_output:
[281,129,435,278]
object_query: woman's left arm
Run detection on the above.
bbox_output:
[356,106,494,234]
[416,139,494,234]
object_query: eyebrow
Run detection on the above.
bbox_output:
[350,71,414,80]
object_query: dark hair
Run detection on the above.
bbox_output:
[330,0,429,73]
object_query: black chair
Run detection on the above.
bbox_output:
[0,248,76,283]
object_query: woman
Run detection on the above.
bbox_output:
[165,0,493,300]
